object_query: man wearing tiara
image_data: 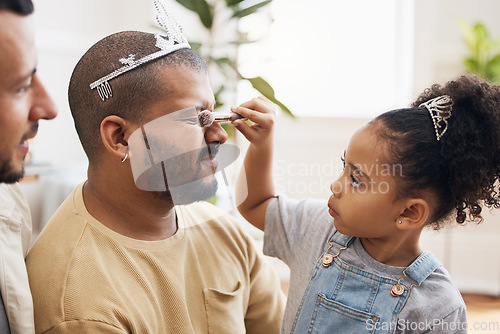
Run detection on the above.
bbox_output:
[26,2,284,333]
[0,0,58,333]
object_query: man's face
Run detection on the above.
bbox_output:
[128,66,228,204]
[0,11,57,183]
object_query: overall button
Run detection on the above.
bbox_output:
[321,254,333,267]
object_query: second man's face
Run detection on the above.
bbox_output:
[0,11,57,183]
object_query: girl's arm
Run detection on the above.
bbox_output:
[233,97,276,231]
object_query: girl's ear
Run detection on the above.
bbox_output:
[100,115,132,160]
[397,198,430,230]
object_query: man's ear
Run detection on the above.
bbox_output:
[397,198,430,230]
[100,115,132,160]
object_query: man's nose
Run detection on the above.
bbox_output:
[28,74,58,122]
[205,121,228,145]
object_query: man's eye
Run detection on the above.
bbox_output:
[179,116,201,125]
[17,83,32,94]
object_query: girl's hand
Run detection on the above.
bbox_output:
[231,96,275,149]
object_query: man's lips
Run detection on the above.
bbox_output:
[21,132,37,143]
[19,124,38,145]
[201,144,220,170]
[18,140,29,156]
[23,123,39,141]
[18,125,39,156]
[201,151,218,171]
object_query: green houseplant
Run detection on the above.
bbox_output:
[458,19,500,82]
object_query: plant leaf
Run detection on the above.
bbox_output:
[487,54,500,67]
[225,0,245,6]
[208,57,236,76]
[463,58,479,73]
[232,0,272,18]
[189,41,202,54]
[175,0,198,12]
[176,0,213,28]
[214,84,225,109]
[457,18,477,53]
[229,39,257,45]
[215,100,225,109]
[486,54,500,81]
[213,57,235,68]
[473,22,488,41]
[243,76,294,117]
[195,0,213,29]
[221,122,236,138]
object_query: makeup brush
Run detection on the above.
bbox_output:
[198,110,244,127]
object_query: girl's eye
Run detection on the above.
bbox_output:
[350,174,361,188]
[341,152,363,189]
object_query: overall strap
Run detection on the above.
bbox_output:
[330,231,355,247]
[404,251,441,285]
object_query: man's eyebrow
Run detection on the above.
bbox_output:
[174,106,199,118]
[195,102,215,111]
[10,68,36,89]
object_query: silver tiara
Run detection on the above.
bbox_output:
[419,95,454,141]
[89,0,190,101]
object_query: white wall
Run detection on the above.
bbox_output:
[238,0,415,118]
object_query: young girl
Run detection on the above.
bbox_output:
[232,75,500,333]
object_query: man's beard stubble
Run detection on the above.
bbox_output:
[0,156,24,184]
[151,174,219,205]
[0,124,37,184]
[145,144,221,205]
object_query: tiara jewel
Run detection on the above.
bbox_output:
[89,0,190,101]
[419,95,454,141]
[119,54,136,66]
[154,0,189,46]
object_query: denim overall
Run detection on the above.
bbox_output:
[290,232,441,334]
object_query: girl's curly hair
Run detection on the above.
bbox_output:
[372,75,500,229]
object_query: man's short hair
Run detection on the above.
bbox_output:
[68,31,207,162]
[0,0,34,15]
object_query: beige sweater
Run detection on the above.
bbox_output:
[27,183,284,333]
